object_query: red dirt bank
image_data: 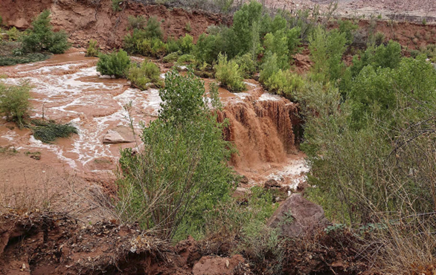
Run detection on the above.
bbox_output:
[0,0,229,49]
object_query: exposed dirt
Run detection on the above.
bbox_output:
[0,211,251,275]
[0,0,229,50]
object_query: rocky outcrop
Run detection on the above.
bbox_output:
[268,193,329,238]
[102,125,135,144]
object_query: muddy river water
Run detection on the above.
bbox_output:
[0,49,308,189]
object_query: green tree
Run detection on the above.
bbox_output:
[21,10,70,54]
[117,70,236,240]
[0,81,31,128]
[215,54,246,92]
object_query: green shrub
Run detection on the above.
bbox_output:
[97,49,130,78]
[338,19,358,44]
[259,52,278,84]
[117,70,236,240]
[0,81,31,128]
[123,28,147,54]
[31,119,78,143]
[6,27,20,41]
[178,34,194,54]
[21,10,70,54]
[127,15,146,30]
[264,70,304,99]
[0,16,2,26]
[136,37,167,57]
[166,36,180,53]
[176,54,195,64]
[162,52,179,63]
[127,60,163,90]
[85,39,99,57]
[215,54,245,92]
[112,0,122,11]
[185,21,192,33]
[144,16,163,40]
[194,33,220,64]
[233,53,256,78]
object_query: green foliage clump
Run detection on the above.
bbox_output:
[231,1,262,56]
[264,70,304,99]
[144,16,163,40]
[97,49,130,78]
[162,52,179,63]
[112,0,122,11]
[127,60,163,90]
[0,81,31,128]
[31,119,78,144]
[85,39,99,57]
[117,70,236,240]
[259,52,278,84]
[21,10,70,54]
[178,34,194,54]
[166,36,180,53]
[338,19,358,44]
[185,21,192,33]
[136,37,167,57]
[263,30,291,70]
[308,27,348,83]
[233,53,256,78]
[6,27,20,41]
[215,54,245,92]
[127,15,146,30]
[194,33,220,64]
[176,54,195,64]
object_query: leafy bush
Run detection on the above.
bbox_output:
[112,0,122,11]
[176,54,195,64]
[308,27,347,83]
[85,39,99,57]
[117,70,236,240]
[123,28,147,54]
[185,21,192,33]
[233,53,256,78]
[215,54,245,92]
[178,34,194,54]
[259,52,278,84]
[263,30,290,70]
[162,52,179,63]
[137,37,167,58]
[166,36,180,53]
[0,81,31,128]
[21,10,70,54]
[128,15,146,30]
[97,49,130,78]
[127,60,163,90]
[263,70,304,99]
[194,33,220,64]
[144,16,163,40]
[31,119,78,143]
[6,27,20,41]
[231,1,262,56]
[338,19,358,44]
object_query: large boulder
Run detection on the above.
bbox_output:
[192,255,246,275]
[102,126,135,144]
[268,193,329,238]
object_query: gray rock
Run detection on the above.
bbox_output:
[268,193,329,237]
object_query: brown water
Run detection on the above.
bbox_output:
[0,49,308,188]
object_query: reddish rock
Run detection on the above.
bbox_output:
[268,193,329,237]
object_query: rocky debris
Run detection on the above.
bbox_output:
[192,255,246,275]
[268,193,329,238]
[264,179,281,189]
[102,126,135,144]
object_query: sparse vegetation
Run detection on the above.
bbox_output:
[85,39,99,57]
[31,119,78,143]
[0,80,31,128]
